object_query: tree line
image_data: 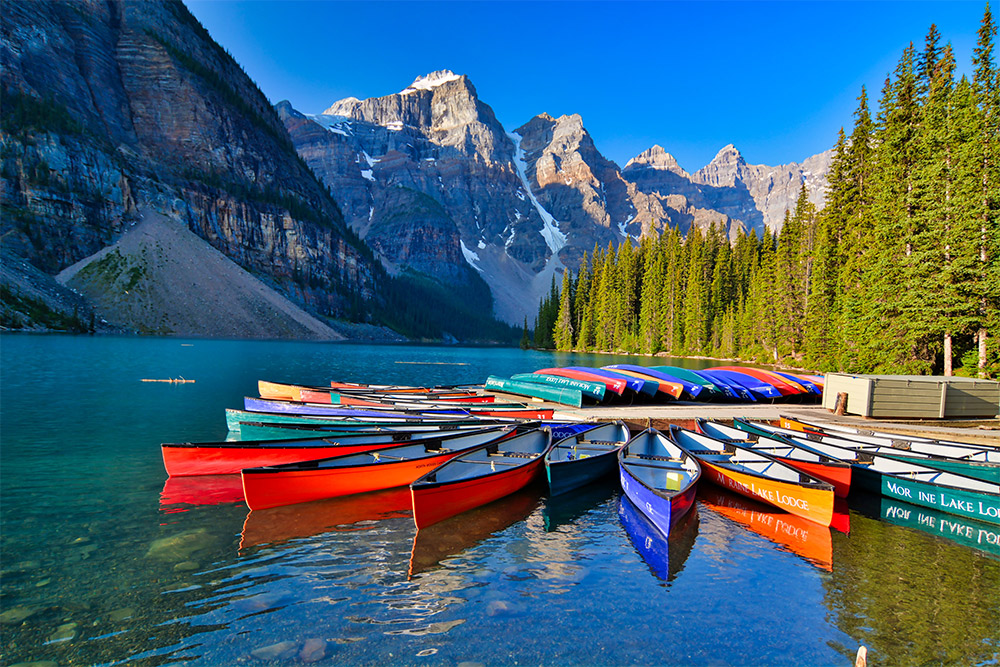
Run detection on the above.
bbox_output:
[531,7,998,378]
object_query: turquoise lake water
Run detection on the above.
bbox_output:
[1,334,998,666]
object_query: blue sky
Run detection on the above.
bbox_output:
[186,1,988,171]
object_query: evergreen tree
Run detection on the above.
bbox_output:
[553,270,575,350]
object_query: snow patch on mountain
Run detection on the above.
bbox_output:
[401,70,462,94]
[460,239,483,273]
[310,114,352,136]
[508,131,566,254]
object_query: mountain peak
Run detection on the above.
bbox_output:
[624,145,686,175]
[401,70,464,94]
[709,144,743,165]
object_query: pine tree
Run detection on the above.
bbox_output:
[638,236,664,354]
[553,269,575,350]
[972,2,1000,376]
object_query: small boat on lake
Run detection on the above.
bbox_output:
[162,425,491,476]
[241,426,516,510]
[668,426,835,526]
[225,408,462,433]
[545,421,631,496]
[736,420,1000,526]
[618,428,701,535]
[410,427,553,529]
[237,418,507,441]
[695,419,852,498]
[243,396,555,420]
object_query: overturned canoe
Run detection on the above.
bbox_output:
[485,376,583,407]
[511,373,607,402]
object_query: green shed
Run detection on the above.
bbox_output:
[822,374,1000,419]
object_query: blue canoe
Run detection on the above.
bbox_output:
[618,428,702,536]
[707,369,783,400]
[771,371,821,394]
[690,370,757,402]
[546,421,631,496]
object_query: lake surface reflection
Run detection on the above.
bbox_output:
[1,335,997,665]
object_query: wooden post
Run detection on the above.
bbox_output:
[834,392,849,416]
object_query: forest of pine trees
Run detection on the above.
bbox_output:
[532,7,999,378]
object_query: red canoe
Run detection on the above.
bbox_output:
[161,426,486,477]
[534,368,627,395]
[242,426,515,510]
[410,427,553,529]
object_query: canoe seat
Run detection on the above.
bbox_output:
[630,453,684,463]
[624,460,689,471]
[464,459,519,467]
[369,452,407,461]
[559,444,618,451]
[496,451,540,459]
[577,440,619,446]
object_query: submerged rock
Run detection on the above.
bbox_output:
[0,606,41,625]
[299,638,327,663]
[46,622,78,643]
[145,528,212,561]
[250,640,299,661]
[108,607,134,622]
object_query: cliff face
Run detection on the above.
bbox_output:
[1,0,380,332]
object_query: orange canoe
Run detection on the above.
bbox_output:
[669,426,835,527]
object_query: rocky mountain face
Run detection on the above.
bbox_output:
[286,78,833,324]
[280,72,568,324]
[1,0,380,334]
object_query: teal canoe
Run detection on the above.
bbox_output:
[485,376,583,408]
[511,373,606,402]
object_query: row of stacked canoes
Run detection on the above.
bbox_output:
[484,365,825,407]
[160,379,999,540]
